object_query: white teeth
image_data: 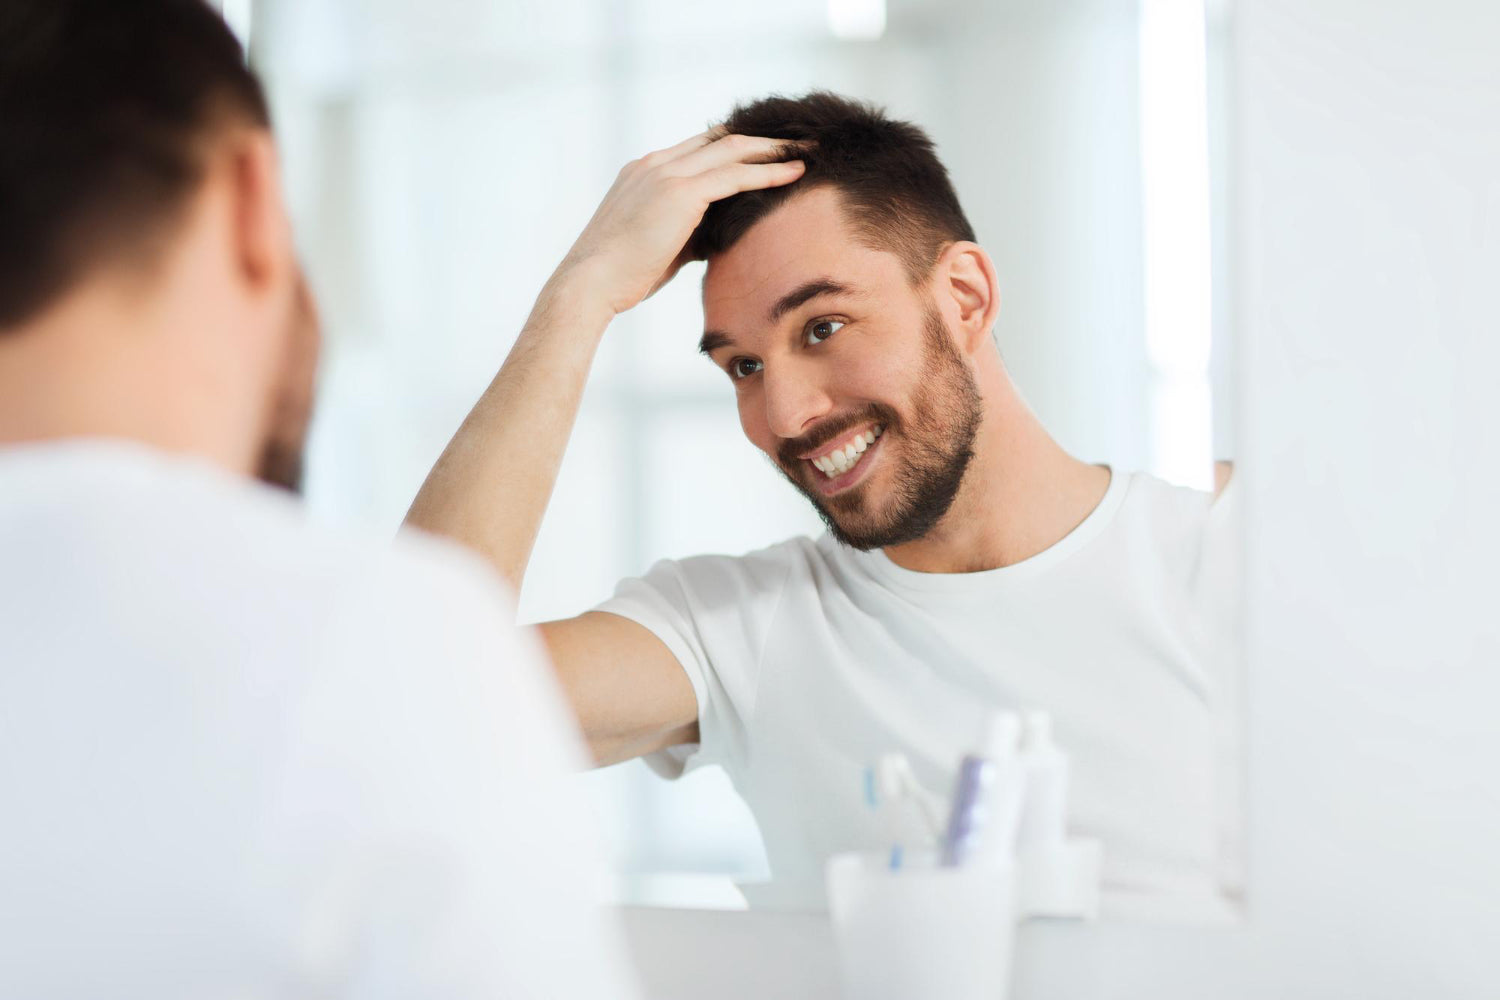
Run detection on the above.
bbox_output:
[808,424,886,480]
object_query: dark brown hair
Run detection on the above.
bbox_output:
[0,0,270,330]
[687,91,976,283]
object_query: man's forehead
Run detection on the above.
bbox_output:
[701,186,889,322]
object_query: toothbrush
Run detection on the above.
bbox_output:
[874,752,946,841]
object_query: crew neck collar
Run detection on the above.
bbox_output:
[834,467,1129,596]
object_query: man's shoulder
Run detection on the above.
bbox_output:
[1118,469,1218,525]
[602,535,833,621]
[638,534,823,590]
[162,460,526,684]
[0,439,512,622]
[1112,468,1240,581]
[238,490,517,631]
[1119,466,1240,526]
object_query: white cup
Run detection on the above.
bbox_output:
[826,850,1017,1000]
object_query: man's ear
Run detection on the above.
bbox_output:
[222,129,294,299]
[934,241,1000,354]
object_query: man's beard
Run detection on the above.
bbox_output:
[256,275,319,493]
[256,409,306,493]
[774,305,983,550]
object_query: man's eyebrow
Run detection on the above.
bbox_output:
[699,330,735,356]
[698,278,854,356]
[767,278,853,325]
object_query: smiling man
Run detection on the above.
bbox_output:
[409,93,1240,911]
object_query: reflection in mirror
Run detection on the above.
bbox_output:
[257,0,1240,920]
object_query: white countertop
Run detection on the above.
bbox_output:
[622,906,840,1000]
[618,905,1242,995]
[619,906,1183,1000]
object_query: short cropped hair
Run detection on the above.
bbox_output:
[0,0,270,330]
[687,91,976,284]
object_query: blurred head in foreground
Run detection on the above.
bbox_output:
[0,0,318,490]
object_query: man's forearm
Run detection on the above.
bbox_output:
[405,266,613,591]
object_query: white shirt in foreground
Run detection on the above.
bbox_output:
[595,469,1242,917]
[0,440,640,999]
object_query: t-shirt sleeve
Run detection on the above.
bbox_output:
[591,546,798,779]
[280,539,642,999]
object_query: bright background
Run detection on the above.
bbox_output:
[241,0,1225,905]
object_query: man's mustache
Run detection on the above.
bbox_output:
[776,403,898,468]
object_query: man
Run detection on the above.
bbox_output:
[409,93,1240,911]
[0,1,644,994]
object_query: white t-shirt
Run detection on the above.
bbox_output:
[595,469,1242,916]
[0,440,640,999]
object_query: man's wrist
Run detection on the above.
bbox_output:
[533,257,620,336]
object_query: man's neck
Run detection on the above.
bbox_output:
[881,382,1111,574]
[0,287,254,475]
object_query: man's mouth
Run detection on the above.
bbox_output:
[802,423,884,480]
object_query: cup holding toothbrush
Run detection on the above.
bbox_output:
[826,850,1017,1000]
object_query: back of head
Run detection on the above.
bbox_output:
[688,91,976,284]
[0,0,269,331]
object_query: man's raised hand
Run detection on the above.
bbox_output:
[558,131,806,317]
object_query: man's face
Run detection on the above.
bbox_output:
[701,186,982,550]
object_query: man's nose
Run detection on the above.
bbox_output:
[763,362,834,441]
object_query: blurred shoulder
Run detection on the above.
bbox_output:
[0,438,518,628]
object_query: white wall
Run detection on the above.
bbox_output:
[917,0,1151,471]
[1234,0,1500,988]
[1017,0,1500,994]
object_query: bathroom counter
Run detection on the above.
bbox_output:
[620,901,1241,1000]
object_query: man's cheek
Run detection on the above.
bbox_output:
[738,399,773,455]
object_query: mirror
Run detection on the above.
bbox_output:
[254,0,1240,920]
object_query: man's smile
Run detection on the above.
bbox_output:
[801,424,885,494]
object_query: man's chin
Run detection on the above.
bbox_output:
[809,493,914,551]
[778,460,926,550]
[821,514,911,551]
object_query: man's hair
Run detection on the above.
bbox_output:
[0,0,270,330]
[687,91,975,284]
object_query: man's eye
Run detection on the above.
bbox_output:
[730,358,763,380]
[805,319,845,345]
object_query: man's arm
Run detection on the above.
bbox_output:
[405,132,804,762]
[537,612,700,766]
